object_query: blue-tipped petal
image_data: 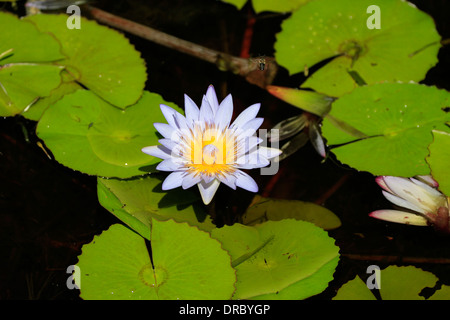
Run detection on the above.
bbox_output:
[230,103,260,129]
[181,172,202,189]
[257,146,282,159]
[199,97,215,124]
[160,104,180,128]
[141,145,172,160]
[217,173,237,190]
[235,170,258,192]
[215,94,233,130]
[184,94,200,125]
[154,123,178,140]
[162,171,185,190]
[156,158,183,171]
[206,85,219,114]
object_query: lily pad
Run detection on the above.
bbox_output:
[0,12,64,64]
[321,83,450,177]
[427,130,450,196]
[36,89,180,178]
[75,220,236,300]
[25,14,146,108]
[241,195,341,230]
[0,12,64,116]
[22,70,82,121]
[98,175,215,236]
[0,63,63,116]
[333,266,438,300]
[211,219,339,299]
[274,0,441,97]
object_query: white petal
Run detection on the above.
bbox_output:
[198,179,221,205]
[235,170,258,192]
[141,145,171,160]
[236,152,269,169]
[257,146,282,159]
[160,104,179,128]
[181,173,201,189]
[236,118,264,139]
[369,210,428,226]
[184,94,200,125]
[154,123,177,140]
[410,177,445,199]
[173,112,189,131]
[230,103,260,129]
[383,176,444,213]
[381,190,426,214]
[415,175,439,188]
[202,174,216,184]
[215,94,233,130]
[199,96,215,124]
[217,173,237,190]
[206,85,219,114]
[162,171,185,190]
[158,138,178,151]
[156,158,183,171]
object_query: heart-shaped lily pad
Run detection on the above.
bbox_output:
[427,130,450,196]
[241,195,341,230]
[36,89,180,178]
[0,12,64,116]
[322,83,450,177]
[275,0,441,97]
[211,219,339,299]
[75,220,236,300]
[98,175,215,237]
[25,14,146,109]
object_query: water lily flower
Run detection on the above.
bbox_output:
[370,176,450,232]
[142,85,282,205]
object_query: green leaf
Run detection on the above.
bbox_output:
[75,221,236,300]
[22,70,82,121]
[267,85,334,116]
[333,276,376,300]
[379,266,437,300]
[36,89,179,178]
[25,14,147,108]
[241,195,341,230]
[322,83,450,177]
[0,63,63,116]
[0,12,64,116]
[427,130,450,196]
[428,285,450,300]
[98,175,215,235]
[274,0,441,96]
[333,266,438,300]
[211,219,339,299]
[0,12,64,64]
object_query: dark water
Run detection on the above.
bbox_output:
[0,0,449,299]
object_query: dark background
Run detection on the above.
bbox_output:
[0,0,449,299]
